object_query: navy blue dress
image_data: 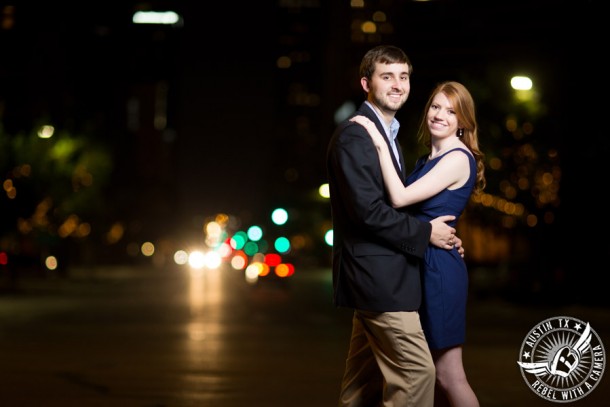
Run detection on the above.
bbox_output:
[405,148,476,350]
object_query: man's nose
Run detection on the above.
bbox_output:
[389,77,402,87]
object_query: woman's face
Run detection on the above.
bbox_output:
[427,92,459,140]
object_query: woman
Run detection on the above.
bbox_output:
[351,81,485,407]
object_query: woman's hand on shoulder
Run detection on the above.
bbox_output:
[349,115,385,148]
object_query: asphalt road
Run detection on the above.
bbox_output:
[0,264,608,406]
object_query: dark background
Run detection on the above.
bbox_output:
[0,1,603,302]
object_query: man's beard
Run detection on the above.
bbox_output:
[375,94,407,113]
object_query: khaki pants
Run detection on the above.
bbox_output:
[338,310,435,407]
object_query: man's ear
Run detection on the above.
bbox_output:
[360,77,370,93]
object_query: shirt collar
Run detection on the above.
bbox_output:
[364,101,400,141]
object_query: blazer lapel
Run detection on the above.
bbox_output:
[359,103,405,182]
[395,141,407,183]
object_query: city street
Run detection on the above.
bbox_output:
[0,264,608,406]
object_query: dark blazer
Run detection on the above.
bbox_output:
[326,102,431,312]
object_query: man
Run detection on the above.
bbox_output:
[326,45,460,407]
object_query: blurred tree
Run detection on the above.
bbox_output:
[0,121,113,274]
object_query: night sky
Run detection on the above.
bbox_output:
[0,1,604,278]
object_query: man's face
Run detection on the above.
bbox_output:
[363,62,410,114]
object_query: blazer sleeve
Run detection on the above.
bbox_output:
[329,120,431,258]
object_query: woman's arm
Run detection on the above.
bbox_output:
[350,115,467,208]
